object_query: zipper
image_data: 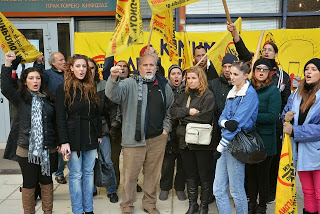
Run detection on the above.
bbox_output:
[88,99,91,145]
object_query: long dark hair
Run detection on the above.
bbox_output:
[64,54,99,108]
[88,58,100,83]
[18,67,54,104]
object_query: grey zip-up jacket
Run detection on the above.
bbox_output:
[105,73,174,147]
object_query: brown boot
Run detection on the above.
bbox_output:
[40,183,53,214]
[21,188,35,214]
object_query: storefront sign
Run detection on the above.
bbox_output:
[1,0,116,17]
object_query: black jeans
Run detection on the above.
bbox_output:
[160,152,186,191]
[110,135,122,188]
[180,149,213,183]
[246,156,273,206]
[269,120,283,195]
[18,153,56,189]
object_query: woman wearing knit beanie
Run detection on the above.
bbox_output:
[159,65,187,201]
[282,58,320,214]
[247,58,282,214]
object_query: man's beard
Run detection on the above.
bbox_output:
[144,71,155,80]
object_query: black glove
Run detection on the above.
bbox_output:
[225,120,239,132]
[213,150,221,160]
[11,55,22,70]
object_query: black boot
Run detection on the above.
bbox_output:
[256,204,266,214]
[248,201,257,214]
[185,179,199,214]
[303,208,318,214]
[199,182,211,214]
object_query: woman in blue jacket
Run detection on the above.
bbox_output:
[247,58,281,214]
[282,58,320,214]
[213,61,259,214]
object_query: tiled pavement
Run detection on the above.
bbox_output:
[0,143,304,213]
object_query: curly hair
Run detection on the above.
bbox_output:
[64,54,99,108]
[185,66,208,97]
[18,67,54,104]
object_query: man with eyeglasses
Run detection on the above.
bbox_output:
[193,45,219,81]
[227,22,291,204]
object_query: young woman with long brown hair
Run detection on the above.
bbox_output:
[1,52,57,214]
[282,58,320,214]
[56,54,101,214]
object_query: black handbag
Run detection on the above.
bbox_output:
[94,146,114,187]
[228,127,266,164]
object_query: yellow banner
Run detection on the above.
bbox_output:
[106,0,144,56]
[75,28,320,80]
[0,12,42,64]
[181,32,193,70]
[151,11,179,64]
[147,0,199,14]
[275,132,297,214]
[206,17,242,74]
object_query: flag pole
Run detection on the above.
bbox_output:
[249,30,265,79]
[147,16,155,50]
[222,0,235,37]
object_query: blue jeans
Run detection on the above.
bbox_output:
[213,150,247,214]
[93,136,117,194]
[67,149,97,214]
[54,153,65,177]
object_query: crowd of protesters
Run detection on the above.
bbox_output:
[1,23,320,214]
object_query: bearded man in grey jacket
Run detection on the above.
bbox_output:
[105,54,174,214]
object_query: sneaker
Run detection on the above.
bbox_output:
[176,191,187,201]
[159,190,169,201]
[107,193,119,203]
[137,184,142,192]
[267,194,275,204]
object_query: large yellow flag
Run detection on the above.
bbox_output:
[275,131,298,214]
[106,0,144,56]
[182,32,193,70]
[0,12,42,64]
[151,11,179,64]
[147,0,199,14]
[206,17,242,75]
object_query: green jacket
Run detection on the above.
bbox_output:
[256,84,281,156]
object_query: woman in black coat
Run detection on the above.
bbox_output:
[56,54,101,214]
[170,66,215,214]
[1,52,57,214]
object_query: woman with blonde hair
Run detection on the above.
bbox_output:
[56,54,102,214]
[171,66,215,214]
[282,58,320,214]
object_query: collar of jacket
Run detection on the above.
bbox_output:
[227,80,250,99]
[220,73,232,85]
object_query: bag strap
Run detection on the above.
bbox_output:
[186,96,191,108]
[97,144,107,163]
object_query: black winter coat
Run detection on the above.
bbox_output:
[56,84,102,156]
[209,73,233,147]
[170,88,215,150]
[1,65,57,150]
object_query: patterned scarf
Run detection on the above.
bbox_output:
[131,74,156,141]
[28,91,50,176]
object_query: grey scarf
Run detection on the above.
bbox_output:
[131,74,156,141]
[28,91,50,176]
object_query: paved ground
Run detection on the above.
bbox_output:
[0,143,304,213]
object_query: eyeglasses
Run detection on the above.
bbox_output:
[255,66,270,72]
[262,48,274,52]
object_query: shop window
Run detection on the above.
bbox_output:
[58,23,70,59]
[287,16,320,29]
[287,0,320,12]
